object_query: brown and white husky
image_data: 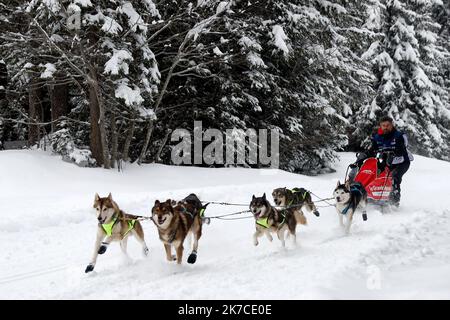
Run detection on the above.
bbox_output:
[151,194,203,264]
[85,193,149,273]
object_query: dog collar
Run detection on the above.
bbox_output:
[256,217,269,228]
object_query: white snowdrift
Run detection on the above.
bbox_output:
[0,150,449,299]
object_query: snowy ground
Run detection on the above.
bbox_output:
[0,150,449,299]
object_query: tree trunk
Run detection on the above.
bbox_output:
[49,76,69,132]
[110,112,118,169]
[87,67,110,168]
[0,61,6,102]
[122,118,135,162]
[138,120,154,164]
[155,128,172,163]
[28,78,43,146]
[138,39,188,164]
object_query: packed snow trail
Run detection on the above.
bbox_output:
[0,150,449,299]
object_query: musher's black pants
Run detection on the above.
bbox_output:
[389,161,410,190]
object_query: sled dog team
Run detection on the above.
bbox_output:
[86,181,367,273]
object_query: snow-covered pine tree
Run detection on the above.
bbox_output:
[202,0,374,173]
[2,0,449,169]
[148,0,380,173]
[0,1,34,144]
[430,0,450,160]
[134,0,232,164]
[359,0,450,158]
[296,0,379,158]
[19,0,162,167]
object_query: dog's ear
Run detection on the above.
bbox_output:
[93,193,100,208]
[336,180,340,187]
[262,193,266,200]
[171,200,177,206]
[345,180,351,188]
[252,195,255,200]
[107,193,112,200]
[154,199,160,206]
[165,199,172,205]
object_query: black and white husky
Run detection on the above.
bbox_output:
[333,181,368,234]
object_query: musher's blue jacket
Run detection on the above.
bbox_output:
[366,128,413,165]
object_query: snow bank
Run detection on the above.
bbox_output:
[0,151,449,299]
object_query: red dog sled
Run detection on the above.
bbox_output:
[353,155,393,203]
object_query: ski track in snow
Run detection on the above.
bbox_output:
[0,150,449,299]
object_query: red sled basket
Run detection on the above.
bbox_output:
[354,158,393,202]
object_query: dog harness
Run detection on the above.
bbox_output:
[340,184,365,215]
[256,217,270,228]
[166,228,178,244]
[180,203,209,222]
[340,203,352,215]
[277,189,306,224]
[101,215,136,237]
[287,188,308,206]
[256,209,286,229]
[179,206,194,218]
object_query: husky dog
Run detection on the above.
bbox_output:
[151,194,203,264]
[333,181,368,234]
[272,187,320,225]
[85,193,149,273]
[249,193,297,247]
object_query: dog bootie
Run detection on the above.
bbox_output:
[313,210,320,217]
[85,264,94,273]
[187,251,197,264]
[362,212,368,221]
[98,242,109,254]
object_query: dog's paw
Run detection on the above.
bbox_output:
[313,210,320,217]
[98,245,108,254]
[253,239,259,246]
[167,255,177,261]
[85,264,95,273]
[143,247,149,256]
[362,213,368,221]
[187,253,197,264]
